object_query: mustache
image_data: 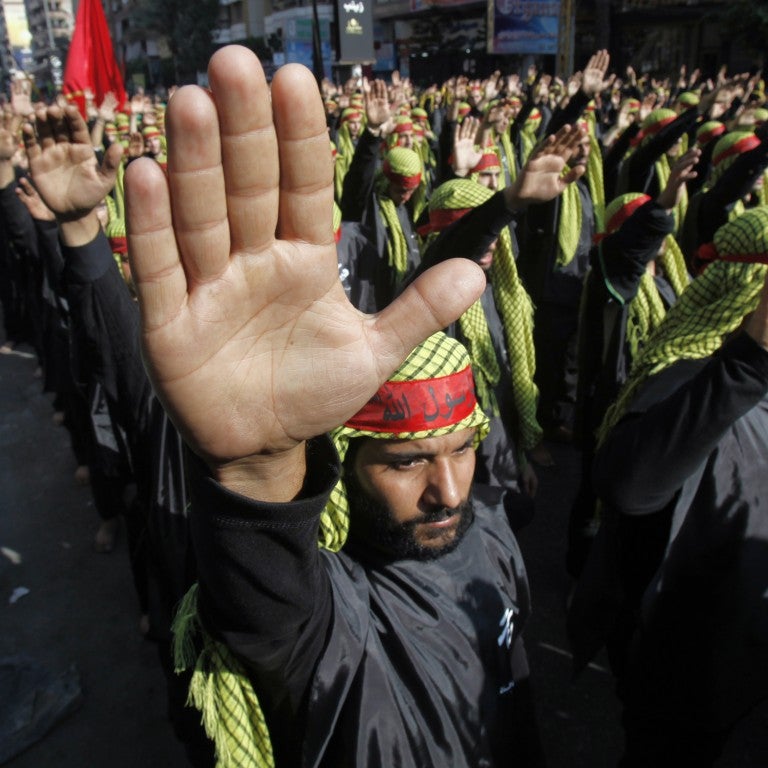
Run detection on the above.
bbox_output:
[408,500,473,527]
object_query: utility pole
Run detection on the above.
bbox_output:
[557,0,574,78]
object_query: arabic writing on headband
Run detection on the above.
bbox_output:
[379,386,468,422]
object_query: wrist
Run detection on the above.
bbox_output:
[211,441,308,502]
[503,181,526,212]
[0,159,15,189]
[58,210,101,247]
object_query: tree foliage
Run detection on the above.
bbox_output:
[711,0,768,60]
[133,0,221,82]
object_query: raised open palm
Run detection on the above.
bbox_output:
[125,46,484,470]
[24,104,122,218]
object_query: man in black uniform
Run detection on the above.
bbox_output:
[568,208,768,767]
[125,46,549,766]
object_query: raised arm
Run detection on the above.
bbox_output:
[124,46,485,501]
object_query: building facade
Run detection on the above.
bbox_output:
[22,0,72,90]
[104,0,759,91]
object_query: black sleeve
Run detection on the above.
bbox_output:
[696,138,768,244]
[430,106,445,144]
[410,192,515,284]
[627,109,699,193]
[594,333,768,515]
[0,180,37,254]
[598,201,676,303]
[62,230,152,440]
[437,117,457,185]
[34,219,66,301]
[603,123,641,199]
[189,436,338,722]
[340,129,381,222]
[546,90,590,137]
[508,100,534,149]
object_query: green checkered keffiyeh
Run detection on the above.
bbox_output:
[335,108,365,180]
[600,193,690,361]
[695,121,726,149]
[496,128,517,185]
[654,153,688,233]
[375,147,423,277]
[556,122,605,267]
[637,109,687,232]
[696,131,764,233]
[425,179,543,450]
[520,109,541,164]
[583,112,606,233]
[324,332,490,544]
[172,332,490,768]
[597,207,768,445]
[173,586,275,768]
[638,109,686,228]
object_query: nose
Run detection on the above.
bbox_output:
[423,458,463,510]
[488,175,498,190]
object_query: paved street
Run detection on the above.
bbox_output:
[0,342,188,767]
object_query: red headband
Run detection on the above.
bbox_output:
[110,236,128,255]
[631,116,676,147]
[472,153,501,173]
[713,134,761,166]
[696,242,768,265]
[394,120,414,133]
[696,125,725,146]
[417,207,472,236]
[382,159,421,189]
[344,366,477,433]
[596,195,652,242]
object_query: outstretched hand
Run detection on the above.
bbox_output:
[10,78,34,118]
[364,77,391,131]
[657,147,700,210]
[451,116,482,177]
[23,104,122,220]
[504,124,588,209]
[0,108,21,162]
[125,46,485,497]
[581,49,611,97]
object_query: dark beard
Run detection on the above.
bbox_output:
[344,471,474,562]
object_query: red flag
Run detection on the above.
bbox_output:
[63,0,127,117]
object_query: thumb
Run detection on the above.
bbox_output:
[101,142,124,178]
[371,259,486,376]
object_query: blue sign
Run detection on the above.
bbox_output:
[488,0,560,55]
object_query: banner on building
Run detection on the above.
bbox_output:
[487,0,560,55]
[63,0,126,117]
[410,0,476,10]
[336,0,374,63]
[283,17,333,79]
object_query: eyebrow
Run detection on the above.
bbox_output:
[379,435,475,461]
